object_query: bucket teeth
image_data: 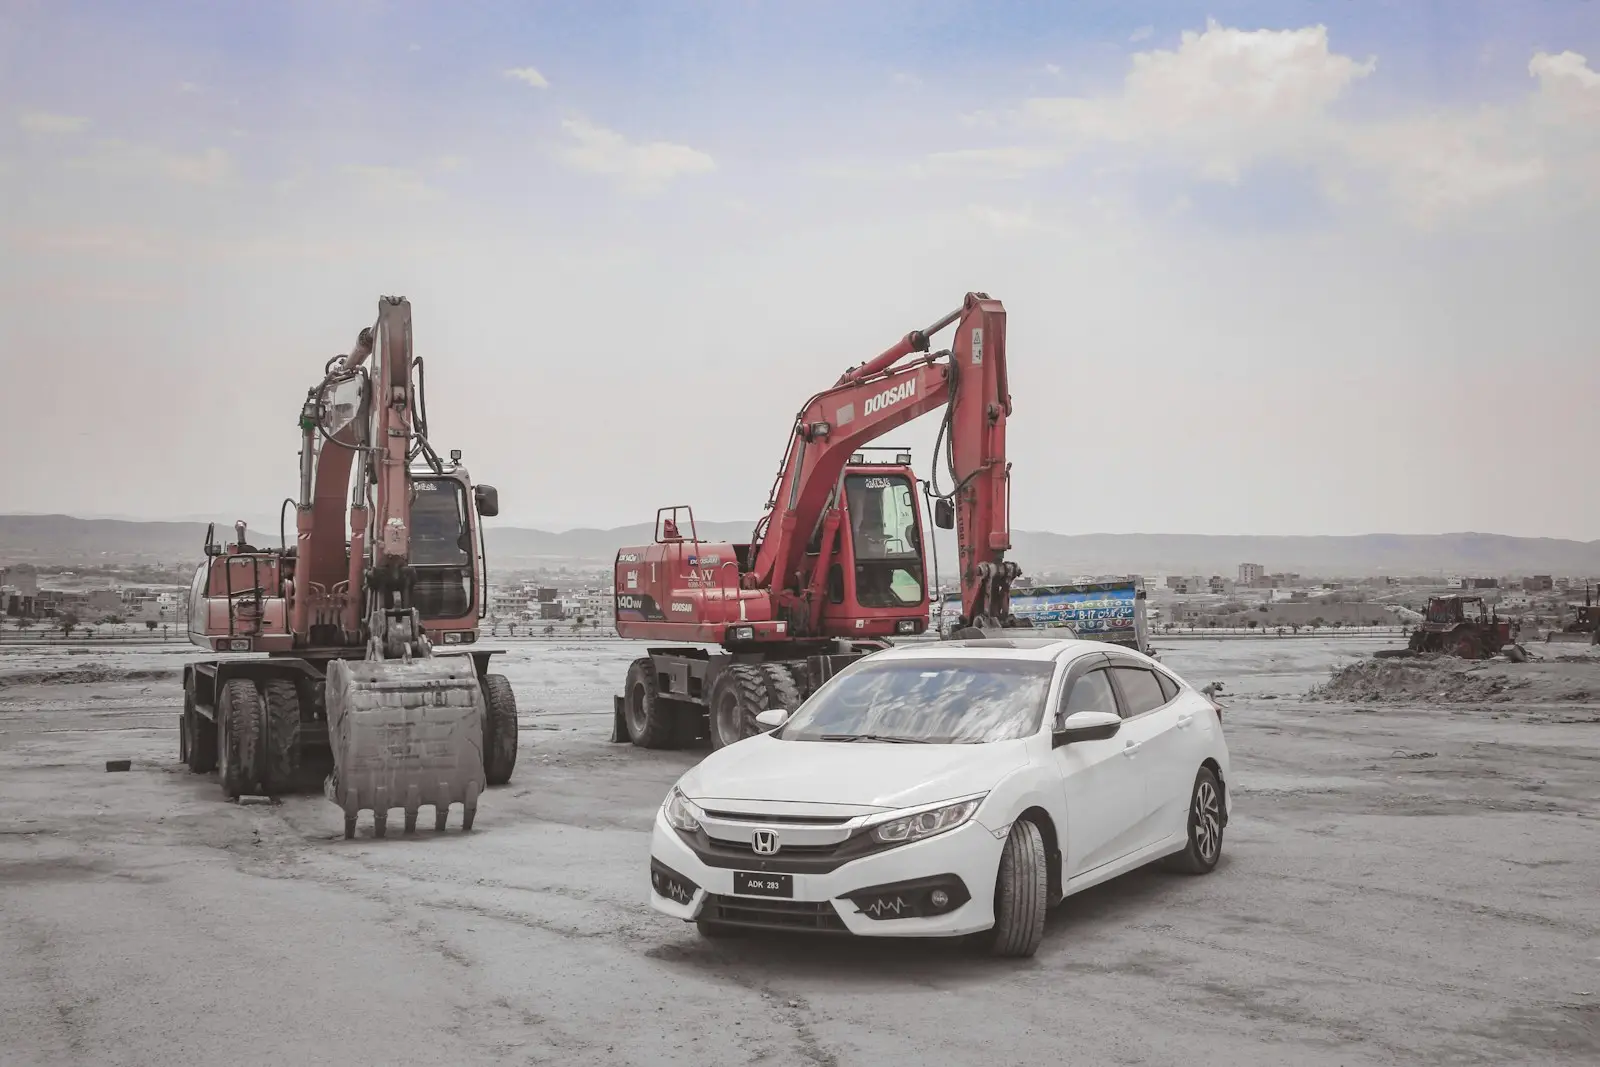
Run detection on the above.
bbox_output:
[324,656,487,837]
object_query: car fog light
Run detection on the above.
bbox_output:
[930,889,949,908]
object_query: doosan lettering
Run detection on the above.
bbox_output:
[863,378,915,417]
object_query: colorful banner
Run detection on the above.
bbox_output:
[1010,584,1137,634]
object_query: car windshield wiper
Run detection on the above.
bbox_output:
[819,733,930,744]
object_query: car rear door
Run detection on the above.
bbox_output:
[1105,658,1192,849]
[1050,654,1147,877]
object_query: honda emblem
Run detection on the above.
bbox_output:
[751,829,780,855]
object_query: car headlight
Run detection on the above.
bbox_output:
[870,795,986,844]
[662,786,703,833]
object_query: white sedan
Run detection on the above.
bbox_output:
[647,636,1232,957]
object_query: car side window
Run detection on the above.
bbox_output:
[1154,670,1180,703]
[1111,666,1168,717]
[1060,669,1118,721]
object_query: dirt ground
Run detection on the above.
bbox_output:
[1,637,1597,1067]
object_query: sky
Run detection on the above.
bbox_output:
[2,0,1598,539]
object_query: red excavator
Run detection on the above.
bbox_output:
[611,292,1025,750]
[179,296,519,837]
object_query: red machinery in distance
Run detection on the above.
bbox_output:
[179,296,519,837]
[611,292,1026,751]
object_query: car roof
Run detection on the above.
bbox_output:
[869,637,1115,664]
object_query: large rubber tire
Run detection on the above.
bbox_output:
[989,819,1048,958]
[624,658,678,749]
[708,664,770,750]
[1164,766,1225,875]
[183,675,217,773]
[482,673,519,785]
[259,679,301,790]
[761,662,804,713]
[218,678,266,799]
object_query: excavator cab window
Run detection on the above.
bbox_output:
[843,473,924,609]
[410,478,473,619]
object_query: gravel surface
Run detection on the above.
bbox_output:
[1,637,1596,1066]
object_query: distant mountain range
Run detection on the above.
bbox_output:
[2,513,1598,578]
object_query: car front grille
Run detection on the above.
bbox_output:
[706,836,838,856]
[704,894,849,933]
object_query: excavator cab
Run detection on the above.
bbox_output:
[819,450,929,636]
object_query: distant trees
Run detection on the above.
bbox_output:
[145,620,158,632]
[60,611,79,638]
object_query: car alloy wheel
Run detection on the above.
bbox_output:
[1194,778,1222,864]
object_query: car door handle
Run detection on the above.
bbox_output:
[1176,713,1193,728]
[1122,740,1141,756]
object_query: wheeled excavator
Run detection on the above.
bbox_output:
[610,291,1027,750]
[179,296,519,837]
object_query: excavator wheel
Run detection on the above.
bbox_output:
[183,674,217,773]
[762,662,804,713]
[1453,632,1481,660]
[481,673,519,785]
[218,678,266,799]
[708,664,770,751]
[260,679,301,789]
[624,658,679,749]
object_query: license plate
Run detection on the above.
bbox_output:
[733,871,793,898]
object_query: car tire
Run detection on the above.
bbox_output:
[1164,766,1224,875]
[989,818,1048,958]
[624,658,678,749]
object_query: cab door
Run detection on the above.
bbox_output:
[1051,654,1146,877]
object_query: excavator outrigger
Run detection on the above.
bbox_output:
[179,296,519,837]
[611,292,1026,750]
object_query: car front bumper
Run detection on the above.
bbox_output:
[647,808,1006,938]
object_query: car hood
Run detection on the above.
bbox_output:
[677,733,1031,812]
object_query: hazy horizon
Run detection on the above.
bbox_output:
[4,2,1597,538]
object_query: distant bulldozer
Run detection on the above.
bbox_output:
[1376,595,1517,661]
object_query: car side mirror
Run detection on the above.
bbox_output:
[755,709,788,731]
[1052,710,1121,748]
[473,484,499,517]
[934,499,954,530]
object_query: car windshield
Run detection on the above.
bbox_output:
[778,658,1054,744]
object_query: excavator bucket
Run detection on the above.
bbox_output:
[323,656,487,838]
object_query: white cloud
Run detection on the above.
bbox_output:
[1023,19,1376,181]
[930,22,1600,227]
[72,140,233,184]
[1042,63,1062,77]
[921,145,1065,178]
[892,71,922,87]
[341,164,441,201]
[19,111,89,134]
[504,66,549,89]
[555,117,714,194]
[1130,26,1153,43]
[965,203,1038,234]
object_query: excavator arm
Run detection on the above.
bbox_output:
[748,292,1021,633]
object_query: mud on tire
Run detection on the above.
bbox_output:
[482,673,519,784]
[260,679,301,790]
[989,818,1048,958]
[708,664,771,750]
[624,658,678,749]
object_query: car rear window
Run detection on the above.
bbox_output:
[1112,666,1167,716]
[1155,670,1180,703]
